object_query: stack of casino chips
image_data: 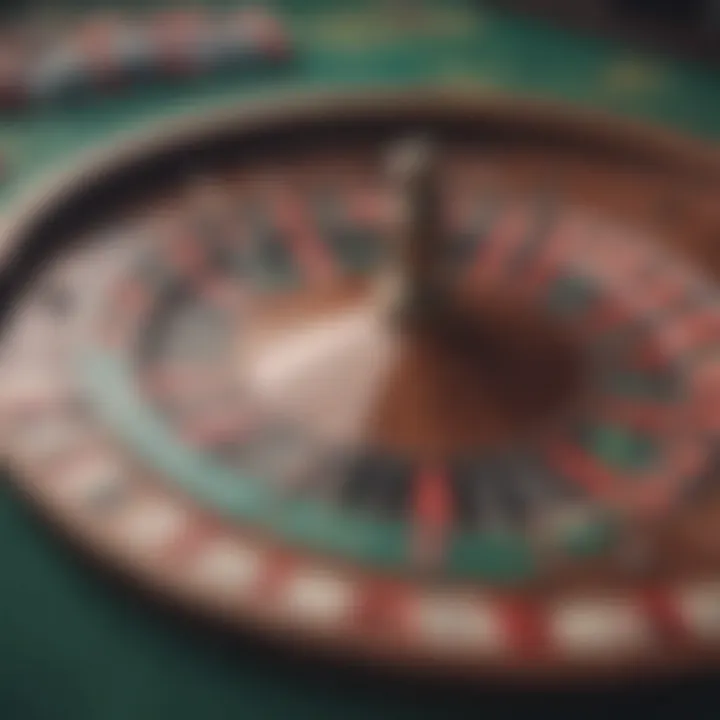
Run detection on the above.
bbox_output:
[0,6,294,111]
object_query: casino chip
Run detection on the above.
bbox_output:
[4,7,295,111]
[75,13,133,90]
[0,36,28,110]
[151,10,210,79]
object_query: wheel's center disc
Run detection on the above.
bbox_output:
[238,280,586,458]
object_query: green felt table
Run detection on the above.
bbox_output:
[0,2,719,718]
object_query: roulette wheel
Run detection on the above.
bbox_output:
[1,88,719,684]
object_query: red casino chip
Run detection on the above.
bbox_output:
[151,10,209,78]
